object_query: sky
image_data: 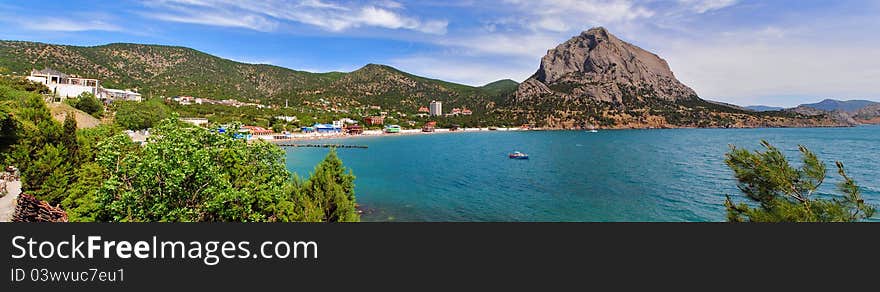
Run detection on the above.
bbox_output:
[1,0,879,107]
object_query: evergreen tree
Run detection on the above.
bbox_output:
[724,141,875,222]
[61,112,78,162]
[25,144,71,205]
[301,149,359,222]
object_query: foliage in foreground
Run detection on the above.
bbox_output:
[724,141,875,222]
[67,92,103,117]
[1,78,359,222]
[91,116,358,222]
[113,98,170,130]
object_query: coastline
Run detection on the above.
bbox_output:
[262,127,528,143]
[259,124,871,144]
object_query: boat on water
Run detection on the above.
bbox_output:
[384,125,401,133]
[508,151,529,159]
[588,129,598,133]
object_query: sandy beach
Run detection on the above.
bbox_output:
[261,127,530,143]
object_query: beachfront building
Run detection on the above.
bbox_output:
[240,126,277,140]
[302,123,341,134]
[429,100,442,116]
[241,126,274,135]
[27,68,100,100]
[364,116,384,126]
[422,121,437,132]
[345,124,363,135]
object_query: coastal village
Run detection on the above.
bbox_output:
[24,68,528,144]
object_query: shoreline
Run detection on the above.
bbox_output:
[258,124,871,144]
[262,127,528,143]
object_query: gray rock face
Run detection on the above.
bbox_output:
[516,27,698,103]
[788,105,859,125]
[854,104,880,118]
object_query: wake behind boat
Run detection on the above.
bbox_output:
[508,151,529,159]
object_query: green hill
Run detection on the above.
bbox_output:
[0,41,506,117]
[480,79,519,97]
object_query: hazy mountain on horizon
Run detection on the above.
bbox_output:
[744,105,785,112]
[799,99,878,113]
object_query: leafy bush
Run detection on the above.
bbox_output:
[113,98,169,130]
[69,92,103,117]
[93,116,359,222]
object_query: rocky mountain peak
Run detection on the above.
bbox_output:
[518,27,698,103]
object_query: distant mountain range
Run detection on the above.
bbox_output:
[744,105,784,112]
[800,99,878,112]
[0,28,856,128]
[745,99,879,124]
[0,40,515,120]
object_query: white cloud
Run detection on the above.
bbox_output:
[143,11,279,32]
[436,33,562,58]
[663,40,880,107]
[141,0,447,34]
[390,55,535,86]
[20,18,123,32]
[503,0,654,32]
[677,0,738,13]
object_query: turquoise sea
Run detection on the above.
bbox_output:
[284,126,880,222]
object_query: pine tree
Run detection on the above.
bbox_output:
[61,112,78,162]
[25,144,71,205]
[301,149,359,222]
[724,140,875,222]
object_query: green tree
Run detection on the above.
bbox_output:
[71,92,103,117]
[113,98,169,130]
[61,162,105,222]
[301,149,359,222]
[724,141,875,222]
[61,112,79,162]
[24,144,72,205]
[95,115,313,222]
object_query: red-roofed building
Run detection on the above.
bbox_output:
[241,126,274,135]
[364,116,385,125]
[418,106,429,113]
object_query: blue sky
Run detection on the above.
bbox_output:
[1,0,879,107]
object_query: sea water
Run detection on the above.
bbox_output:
[285,126,879,222]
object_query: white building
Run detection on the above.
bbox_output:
[276,116,298,123]
[181,118,209,127]
[101,88,142,102]
[429,100,442,116]
[28,68,143,102]
[27,68,99,100]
